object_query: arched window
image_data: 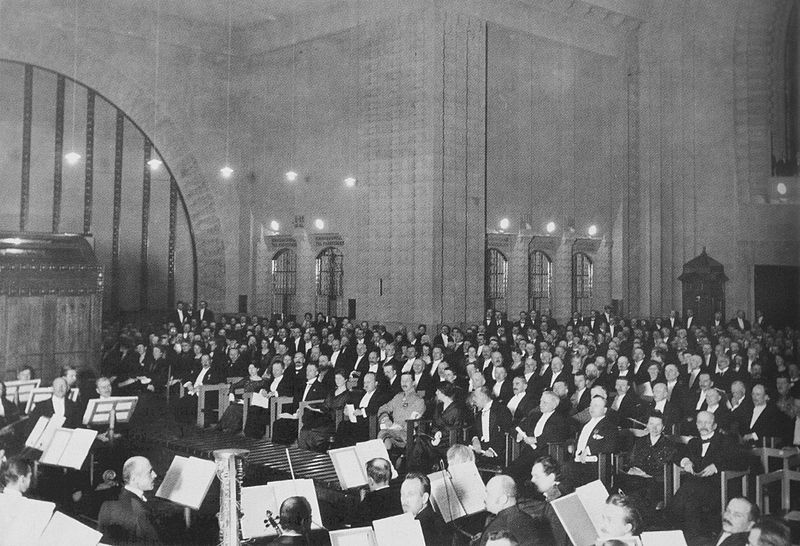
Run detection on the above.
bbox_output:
[572,252,593,314]
[528,250,552,314]
[271,249,297,317]
[485,248,508,313]
[316,247,344,317]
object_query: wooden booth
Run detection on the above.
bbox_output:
[0,233,103,382]
[678,247,727,326]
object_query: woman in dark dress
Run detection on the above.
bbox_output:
[296,369,350,452]
[217,364,266,433]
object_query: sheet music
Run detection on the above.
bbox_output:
[372,513,425,546]
[39,510,103,545]
[0,494,55,546]
[354,439,398,479]
[25,416,51,448]
[40,429,73,465]
[82,396,138,425]
[4,379,40,404]
[640,530,687,546]
[429,470,465,522]
[57,428,98,469]
[329,447,368,489]
[26,387,54,414]
[575,480,609,534]
[447,462,486,515]
[250,391,271,409]
[551,492,598,546]
[155,456,216,510]
[345,404,357,423]
[329,527,377,546]
[240,480,324,539]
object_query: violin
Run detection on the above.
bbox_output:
[264,509,282,536]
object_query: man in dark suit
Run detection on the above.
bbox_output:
[507,376,537,424]
[29,377,81,429]
[470,386,513,464]
[192,300,215,325]
[727,310,751,332]
[479,475,552,546]
[288,327,306,360]
[97,456,160,544]
[170,301,189,327]
[269,496,313,545]
[565,395,619,486]
[666,411,746,538]
[740,383,790,444]
[382,362,402,396]
[712,356,737,395]
[507,391,571,484]
[353,458,403,526]
[571,371,592,416]
[650,382,682,433]
[271,362,329,445]
[728,380,753,436]
[401,473,452,545]
[702,497,760,546]
[708,311,725,332]
[609,376,643,428]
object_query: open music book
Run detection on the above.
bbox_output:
[39,428,98,469]
[428,461,486,522]
[155,455,217,510]
[240,479,324,539]
[0,494,56,545]
[3,379,40,405]
[328,439,398,489]
[550,479,609,546]
[25,415,66,451]
[82,396,139,426]
[25,387,55,414]
[372,513,425,546]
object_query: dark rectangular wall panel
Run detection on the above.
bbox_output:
[111,109,124,309]
[83,90,95,234]
[140,140,151,310]
[20,64,33,231]
[52,74,65,232]
[168,177,177,309]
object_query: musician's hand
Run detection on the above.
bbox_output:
[147,385,155,392]
[579,452,587,464]
[698,464,718,477]
[471,437,482,453]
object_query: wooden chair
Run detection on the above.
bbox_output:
[404,418,466,464]
[754,447,800,514]
[615,450,676,505]
[546,440,617,489]
[268,396,325,439]
[179,382,232,427]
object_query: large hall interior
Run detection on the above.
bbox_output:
[0,1,799,545]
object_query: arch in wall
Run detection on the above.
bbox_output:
[0,59,201,313]
[271,248,297,317]
[572,252,593,314]
[0,49,227,311]
[528,249,552,315]
[485,248,509,314]
[315,247,344,317]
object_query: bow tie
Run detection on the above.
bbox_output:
[700,437,713,444]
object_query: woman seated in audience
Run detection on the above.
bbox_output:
[216,363,267,433]
[296,368,350,452]
[244,360,293,439]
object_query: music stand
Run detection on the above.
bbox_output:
[82,396,138,444]
[4,379,41,406]
[25,387,54,414]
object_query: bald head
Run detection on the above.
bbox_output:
[485,475,517,514]
[122,456,156,492]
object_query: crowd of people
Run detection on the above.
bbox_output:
[1,300,799,545]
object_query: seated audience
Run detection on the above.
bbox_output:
[244,360,293,439]
[400,472,451,545]
[296,368,350,452]
[97,456,160,545]
[272,362,329,445]
[217,363,266,433]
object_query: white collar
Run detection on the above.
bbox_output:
[125,484,146,502]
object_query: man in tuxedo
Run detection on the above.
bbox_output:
[192,300,215,325]
[708,311,725,332]
[712,356,737,395]
[506,391,571,484]
[507,376,537,424]
[29,377,80,429]
[650,382,682,432]
[170,301,189,327]
[664,363,689,409]
[630,349,650,386]
[98,456,160,544]
[491,364,513,406]
[470,386,513,463]
[571,371,592,416]
[288,327,306,359]
[666,411,745,538]
[609,377,642,428]
[565,395,619,486]
[705,497,760,546]
[727,310,751,333]
[480,475,553,546]
[432,325,451,349]
[382,362,402,395]
[334,372,390,447]
[740,383,789,444]
[271,362,329,445]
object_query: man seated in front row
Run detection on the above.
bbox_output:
[376,373,425,452]
[564,395,618,487]
[469,386,513,464]
[333,372,389,448]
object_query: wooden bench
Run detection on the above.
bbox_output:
[179,382,232,427]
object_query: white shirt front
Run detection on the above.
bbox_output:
[493,380,505,399]
[654,399,666,413]
[402,358,415,374]
[430,360,443,377]
[359,389,375,409]
[749,404,767,430]
[330,350,341,366]
[302,380,316,401]
[695,389,707,410]
[481,401,493,442]
[700,434,714,457]
[533,410,554,438]
[575,417,602,461]
[51,396,65,417]
[270,374,283,395]
[507,393,525,415]
[194,367,211,388]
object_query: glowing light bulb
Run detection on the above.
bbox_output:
[546,221,556,234]
[588,225,598,236]
[314,219,324,230]
[64,151,82,164]
[776,182,788,195]
[285,171,298,182]
[270,220,280,231]
[344,177,356,187]
[147,158,162,170]
[499,218,510,230]
[220,166,234,178]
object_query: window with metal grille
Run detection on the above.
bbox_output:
[315,247,344,317]
[485,248,508,313]
[572,252,593,314]
[271,248,297,316]
[528,249,552,314]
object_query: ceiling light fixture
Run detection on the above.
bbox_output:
[220,0,233,178]
[64,0,81,165]
[546,221,556,234]
[588,225,598,237]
